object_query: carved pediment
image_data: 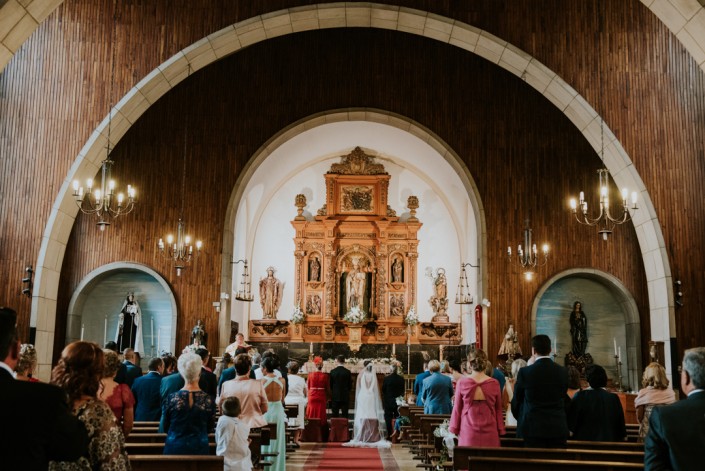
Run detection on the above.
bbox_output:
[328,147,387,175]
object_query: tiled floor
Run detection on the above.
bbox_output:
[285,443,418,470]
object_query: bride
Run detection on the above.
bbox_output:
[343,360,391,448]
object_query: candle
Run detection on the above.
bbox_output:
[618,346,622,362]
[613,338,617,356]
[392,343,396,355]
[80,324,84,341]
[104,316,107,345]
[157,328,161,354]
[310,342,313,354]
[554,337,557,353]
[151,318,154,347]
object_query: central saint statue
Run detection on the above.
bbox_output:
[346,257,367,311]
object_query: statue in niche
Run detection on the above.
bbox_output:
[116,292,144,354]
[259,266,282,319]
[390,294,405,317]
[392,256,403,283]
[309,256,321,282]
[306,294,322,315]
[346,257,367,311]
[498,324,521,358]
[569,301,588,356]
[428,268,449,320]
[191,319,207,347]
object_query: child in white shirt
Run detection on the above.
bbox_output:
[216,396,252,471]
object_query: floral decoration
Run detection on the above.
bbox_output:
[343,305,367,324]
[405,305,419,326]
[291,304,306,324]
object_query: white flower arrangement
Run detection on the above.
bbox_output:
[405,305,419,326]
[343,305,367,324]
[291,304,306,324]
[433,419,452,438]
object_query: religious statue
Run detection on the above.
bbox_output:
[570,301,588,356]
[309,256,321,282]
[191,319,207,346]
[390,293,405,317]
[391,256,403,283]
[346,257,367,311]
[428,268,449,321]
[259,267,282,319]
[498,323,521,357]
[115,292,144,354]
[306,294,321,315]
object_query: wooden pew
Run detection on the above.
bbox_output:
[452,446,644,470]
[498,438,644,451]
[129,455,224,471]
[126,443,216,455]
[465,456,643,471]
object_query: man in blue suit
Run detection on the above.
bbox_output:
[420,360,453,414]
[511,334,569,447]
[645,347,705,471]
[123,348,142,387]
[159,365,184,433]
[413,357,431,406]
[131,357,163,421]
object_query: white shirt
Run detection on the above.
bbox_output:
[216,415,252,471]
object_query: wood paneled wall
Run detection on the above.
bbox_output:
[0,0,703,365]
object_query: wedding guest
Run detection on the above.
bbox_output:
[413,356,431,406]
[1,307,89,471]
[330,354,352,418]
[15,343,39,381]
[161,353,177,375]
[421,360,453,414]
[99,349,135,438]
[261,356,287,471]
[284,361,307,446]
[635,362,676,440]
[215,352,233,382]
[566,365,582,399]
[220,353,268,428]
[449,349,505,447]
[383,364,405,438]
[163,352,216,455]
[131,356,164,421]
[104,341,127,384]
[568,364,626,442]
[196,346,217,399]
[49,341,129,470]
[216,396,252,471]
[306,356,330,431]
[123,348,142,387]
[502,358,527,426]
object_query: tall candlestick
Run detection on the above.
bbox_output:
[310,342,313,354]
[80,324,85,341]
[613,337,617,356]
[104,316,107,345]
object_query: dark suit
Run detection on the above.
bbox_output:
[114,362,128,384]
[568,388,626,441]
[420,372,453,414]
[413,370,431,406]
[217,366,236,395]
[199,367,217,398]
[124,360,142,387]
[645,390,705,471]
[511,357,569,447]
[382,372,405,432]
[0,368,89,470]
[131,371,162,421]
[329,364,352,418]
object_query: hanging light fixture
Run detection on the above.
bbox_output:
[231,259,254,301]
[72,5,136,230]
[569,14,637,241]
[157,66,202,276]
[455,262,477,304]
[507,219,549,280]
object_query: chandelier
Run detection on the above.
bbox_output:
[232,259,254,301]
[507,219,549,281]
[455,262,477,304]
[71,7,135,230]
[157,66,202,276]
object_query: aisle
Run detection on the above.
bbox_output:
[288,443,411,470]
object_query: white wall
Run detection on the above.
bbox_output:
[231,121,480,329]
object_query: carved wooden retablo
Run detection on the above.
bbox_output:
[290,147,423,345]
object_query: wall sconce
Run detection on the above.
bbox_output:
[455,262,478,304]
[481,298,491,308]
[21,265,33,297]
[231,259,254,302]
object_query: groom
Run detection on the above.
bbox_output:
[330,355,352,419]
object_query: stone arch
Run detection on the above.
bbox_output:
[29,4,673,376]
[532,268,642,388]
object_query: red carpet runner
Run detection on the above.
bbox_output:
[304,443,385,470]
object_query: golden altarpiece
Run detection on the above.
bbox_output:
[248,147,460,347]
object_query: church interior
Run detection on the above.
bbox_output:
[2,0,705,468]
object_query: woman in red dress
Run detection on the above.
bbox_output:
[449,349,505,447]
[305,356,330,424]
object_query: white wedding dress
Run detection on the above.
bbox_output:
[342,365,391,448]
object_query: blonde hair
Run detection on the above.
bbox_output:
[16,344,37,375]
[427,360,441,372]
[642,362,669,389]
[468,349,489,373]
[102,349,122,378]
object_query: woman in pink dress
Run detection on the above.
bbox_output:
[305,356,330,423]
[99,349,135,438]
[219,353,268,429]
[449,349,505,447]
